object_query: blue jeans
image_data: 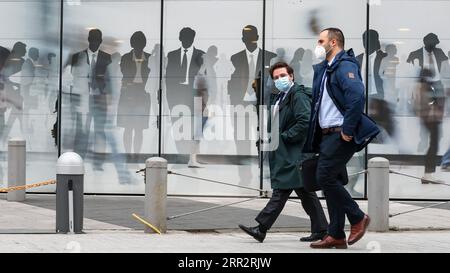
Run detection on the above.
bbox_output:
[442,147,450,167]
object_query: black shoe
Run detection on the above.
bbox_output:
[238,224,266,243]
[300,232,327,242]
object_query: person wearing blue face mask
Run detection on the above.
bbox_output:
[274,75,292,93]
[239,62,328,243]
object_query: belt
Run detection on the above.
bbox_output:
[322,126,342,135]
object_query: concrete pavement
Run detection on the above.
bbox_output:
[0,194,450,252]
[1,230,450,253]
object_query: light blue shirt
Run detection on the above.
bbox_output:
[319,57,344,129]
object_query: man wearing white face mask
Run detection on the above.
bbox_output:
[304,28,379,249]
[239,62,328,243]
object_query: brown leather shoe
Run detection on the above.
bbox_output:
[310,235,348,249]
[348,214,370,245]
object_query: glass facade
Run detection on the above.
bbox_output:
[0,0,449,200]
[60,0,161,193]
[0,0,60,194]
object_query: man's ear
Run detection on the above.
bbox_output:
[333,39,339,47]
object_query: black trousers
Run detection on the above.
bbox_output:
[419,80,444,166]
[255,188,328,233]
[316,132,365,239]
[424,121,440,173]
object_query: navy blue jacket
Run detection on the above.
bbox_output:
[303,49,380,153]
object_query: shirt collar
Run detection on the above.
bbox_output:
[132,50,147,61]
[423,47,434,55]
[246,48,260,58]
[328,55,336,66]
[182,46,193,53]
[88,48,99,56]
[285,82,294,94]
[278,82,294,99]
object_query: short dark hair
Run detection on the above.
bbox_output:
[88,29,102,39]
[180,27,196,39]
[321,27,345,48]
[242,25,258,37]
[270,62,294,79]
[130,31,147,48]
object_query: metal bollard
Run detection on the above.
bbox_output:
[56,152,84,234]
[7,139,26,202]
[145,157,167,233]
[368,157,390,232]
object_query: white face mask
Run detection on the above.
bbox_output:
[314,44,333,61]
[314,45,326,61]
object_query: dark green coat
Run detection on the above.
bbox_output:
[268,83,312,189]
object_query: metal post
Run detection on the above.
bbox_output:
[56,152,84,234]
[368,157,390,232]
[7,139,26,202]
[145,157,167,233]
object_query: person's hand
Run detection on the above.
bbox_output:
[341,131,353,142]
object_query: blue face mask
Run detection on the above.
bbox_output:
[274,76,292,93]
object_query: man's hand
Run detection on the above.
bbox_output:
[341,131,353,142]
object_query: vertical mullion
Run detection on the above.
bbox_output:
[364,1,370,199]
[57,0,64,157]
[158,0,164,157]
[260,0,267,194]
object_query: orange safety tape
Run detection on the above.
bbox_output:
[0,179,56,193]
